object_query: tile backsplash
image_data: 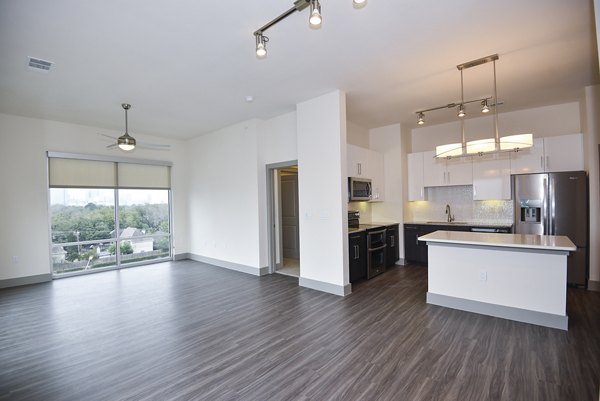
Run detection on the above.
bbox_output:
[406,185,513,224]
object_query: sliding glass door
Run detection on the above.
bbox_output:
[48,154,172,277]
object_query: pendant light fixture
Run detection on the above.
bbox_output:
[118,103,136,152]
[415,54,533,159]
[309,0,322,28]
[253,0,365,58]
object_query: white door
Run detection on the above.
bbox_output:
[472,153,511,200]
[281,173,299,259]
[510,138,544,174]
[543,134,584,172]
[423,151,446,187]
[446,157,473,186]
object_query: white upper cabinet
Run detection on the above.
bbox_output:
[423,150,472,187]
[347,144,370,177]
[510,133,584,174]
[446,157,473,186]
[543,133,584,172]
[369,149,385,202]
[423,151,446,187]
[346,144,385,201]
[407,152,424,201]
[472,153,511,200]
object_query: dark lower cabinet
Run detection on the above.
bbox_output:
[349,231,367,283]
[386,224,399,267]
[404,223,512,265]
[404,225,428,265]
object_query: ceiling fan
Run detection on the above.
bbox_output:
[99,103,171,151]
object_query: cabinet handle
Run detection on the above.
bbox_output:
[358,163,361,175]
[420,187,424,199]
[391,236,395,247]
[356,245,359,259]
[447,171,451,183]
[540,155,544,169]
[545,156,549,170]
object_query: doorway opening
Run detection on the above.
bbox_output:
[267,161,300,278]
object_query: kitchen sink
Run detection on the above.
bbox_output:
[426,221,468,225]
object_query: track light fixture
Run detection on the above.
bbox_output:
[353,0,368,9]
[309,0,322,27]
[255,33,268,58]
[481,98,490,113]
[417,112,425,125]
[253,0,365,58]
[457,104,466,118]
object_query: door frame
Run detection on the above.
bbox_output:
[266,160,298,275]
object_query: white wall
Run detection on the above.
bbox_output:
[186,113,297,273]
[581,86,600,283]
[0,113,188,281]
[347,120,369,148]
[411,102,581,153]
[297,91,349,293]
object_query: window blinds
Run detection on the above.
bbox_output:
[49,157,171,189]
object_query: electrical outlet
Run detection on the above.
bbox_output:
[12,256,19,264]
[479,271,487,282]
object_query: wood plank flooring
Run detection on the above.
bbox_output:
[0,260,599,401]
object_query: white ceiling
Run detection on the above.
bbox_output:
[0,0,598,139]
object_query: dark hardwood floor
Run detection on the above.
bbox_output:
[0,261,599,401]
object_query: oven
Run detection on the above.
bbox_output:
[366,228,386,279]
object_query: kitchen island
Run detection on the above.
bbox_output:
[419,231,576,330]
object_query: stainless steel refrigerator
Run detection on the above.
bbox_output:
[513,171,589,287]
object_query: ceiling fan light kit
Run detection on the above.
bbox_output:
[118,103,136,151]
[415,54,533,159]
[253,0,366,58]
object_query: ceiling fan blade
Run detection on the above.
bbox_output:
[137,141,171,149]
[98,132,118,140]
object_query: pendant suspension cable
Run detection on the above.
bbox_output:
[493,59,500,150]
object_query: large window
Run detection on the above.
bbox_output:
[48,154,172,277]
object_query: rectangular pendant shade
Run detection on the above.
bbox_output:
[435,143,463,158]
[500,133,533,151]
[466,138,496,154]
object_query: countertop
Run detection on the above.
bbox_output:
[348,222,398,234]
[418,230,576,251]
[406,221,513,228]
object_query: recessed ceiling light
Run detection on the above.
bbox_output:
[245,95,254,103]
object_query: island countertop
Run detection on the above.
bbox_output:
[419,230,576,252]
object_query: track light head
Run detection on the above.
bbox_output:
[457,104,466,118]
[353,0,367,9]
[309,0,322,27]
[481,99,490,113]
[255,34,268,58]
[417,112,425,125]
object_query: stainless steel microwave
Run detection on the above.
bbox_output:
[348,177,372,201]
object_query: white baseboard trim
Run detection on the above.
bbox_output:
[173,253,189,261]
[427,292,568,331]
[299,277,352,297]
[588,280,600,292]
[0,273,52,289]
[397,258,407,266]
[187,253,268,276]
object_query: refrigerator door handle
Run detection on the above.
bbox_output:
[543,177,549,235]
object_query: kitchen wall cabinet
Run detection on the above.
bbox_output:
[347,144,370,177]
[423,150,472,187]
[407,152,424,201]
[510,133,584,174]
[347,144,385,202]
[472,153,511,200]
[349,231,367,283]
[369,150,385,202]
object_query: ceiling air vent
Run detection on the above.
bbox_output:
[27,57,53,72]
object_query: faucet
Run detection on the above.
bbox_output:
[445,204,455,223]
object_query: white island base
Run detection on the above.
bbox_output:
[419,231,576,331]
